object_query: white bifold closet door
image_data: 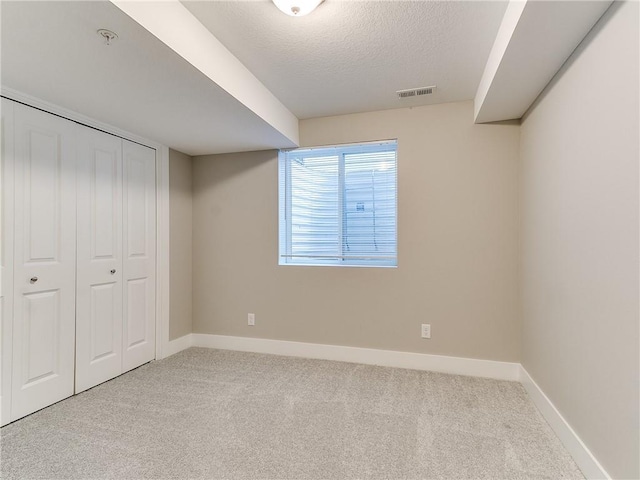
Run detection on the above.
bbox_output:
[121,140,156,373]
[3,99,157,421]
[10,104,77,420]
[75,128,124,393]
[75,135,156,393]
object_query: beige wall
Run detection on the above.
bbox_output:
[520,2,639,478]
[192,100,521,361]
[169,149,193,340]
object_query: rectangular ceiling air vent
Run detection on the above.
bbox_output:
[396,86,436,99]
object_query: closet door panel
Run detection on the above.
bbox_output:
[75,128,123,393]
[122,140,156,372]
[11,104,76,421]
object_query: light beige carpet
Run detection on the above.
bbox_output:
[1,347,583,479]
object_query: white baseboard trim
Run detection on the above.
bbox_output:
[190,333,520,381]
[520,366,610,480]
[165,333,194,357]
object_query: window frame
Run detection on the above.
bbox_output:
[278,140,398,268]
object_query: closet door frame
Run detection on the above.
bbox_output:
[1,99,15,426]
[0,90,171,383]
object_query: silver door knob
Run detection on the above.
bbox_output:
[110,269,116,274]
[30,277,38,283]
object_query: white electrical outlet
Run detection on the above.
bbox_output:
[248,313,255,326]
[421,324,431,339]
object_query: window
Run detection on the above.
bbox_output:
[279,140,397,267]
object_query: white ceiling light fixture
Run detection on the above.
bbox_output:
[272,0,323,17]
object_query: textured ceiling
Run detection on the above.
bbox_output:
[1,1,511,155]
[182,0,508,119]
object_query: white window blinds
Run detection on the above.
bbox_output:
[279,141,397,267]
